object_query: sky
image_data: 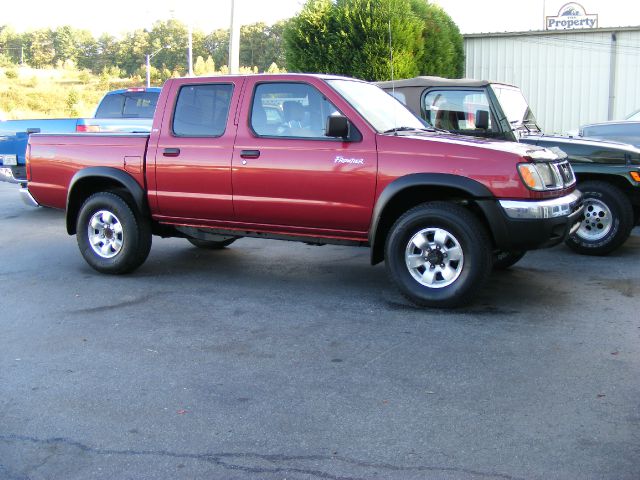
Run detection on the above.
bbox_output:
[2,0,640,36]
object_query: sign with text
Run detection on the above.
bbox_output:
[546,2,598,30]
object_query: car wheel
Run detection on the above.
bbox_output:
[493,250,526,270]
[565,181,633,255]
[187,237,237,249]
[385,202,492,308]
[77,192,152,274]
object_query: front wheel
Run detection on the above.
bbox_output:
[565,181,634,255]
[76,192,152,274]
[385,202,492,308]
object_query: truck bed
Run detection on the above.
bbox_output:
[28,133,150,210]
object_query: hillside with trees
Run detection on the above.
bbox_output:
[0,0,465,118]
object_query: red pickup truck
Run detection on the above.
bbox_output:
[25,74,582,307]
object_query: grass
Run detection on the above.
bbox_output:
[0,67,146,120]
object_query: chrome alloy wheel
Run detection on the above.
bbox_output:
[88,210,124,259]
[577,198,613,241]
[405,227,464,288]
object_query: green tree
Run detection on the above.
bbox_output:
[53,26,77,64]
[284,0,464,80]
[28,29,55,68]
[0,25,23,64]
[93,34,120,73]
[284,0,424,81]
[203,28,229,69]
[148,19,188,74]
[410,0,464,78]
[116,29,149,75]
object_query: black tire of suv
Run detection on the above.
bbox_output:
[187,237,236,249]
[493,250,526,270]
[385,202,492,308]
[76,192,152,274]
[565,181,634,256]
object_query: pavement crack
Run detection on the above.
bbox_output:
[0,434,523,480]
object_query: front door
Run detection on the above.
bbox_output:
[232,79,377,236]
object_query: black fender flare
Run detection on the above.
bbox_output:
[66,167,148,234]
[368,173,498,264]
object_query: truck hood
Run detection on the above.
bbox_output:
[524,133,640,154]
[379,130,562,161]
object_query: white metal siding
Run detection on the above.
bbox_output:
[464,29,640,134]
[614,30,640,119]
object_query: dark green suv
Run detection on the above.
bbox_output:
[378,77,640,256]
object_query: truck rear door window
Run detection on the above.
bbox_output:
[172,84,233,137]
[422,90,493,133]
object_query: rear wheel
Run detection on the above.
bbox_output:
[76,192,151,274]
[385,202,492,308]
[565,181,633,255]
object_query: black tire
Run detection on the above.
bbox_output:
[76,192,152,274]
[187,237,236,250]
[384,202,492,308]
[493,250,526,270]
[565,181,634,255]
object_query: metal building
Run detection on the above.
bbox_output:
[464,27,640,134]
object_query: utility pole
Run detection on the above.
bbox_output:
[229,0,240,74]
[188,24,194,76]
[146,46,169,88]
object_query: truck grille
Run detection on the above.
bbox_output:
[553,160,576,188]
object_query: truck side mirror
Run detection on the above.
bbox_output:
[326,115,349,139]
[475,110,489,130]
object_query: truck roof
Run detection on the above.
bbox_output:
[167,73,360,84]
[375,76,517,89]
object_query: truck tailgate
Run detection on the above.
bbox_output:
[28,133,150,209]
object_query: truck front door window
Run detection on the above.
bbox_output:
[422,90,493,134]
[251,83,340,139]
[173,84,233,137]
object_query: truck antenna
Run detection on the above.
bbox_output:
[388,19,397,133]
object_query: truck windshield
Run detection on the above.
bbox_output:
[491,85,538,128]
[327,79,426,133]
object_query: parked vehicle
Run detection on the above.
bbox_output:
[0,88,160,187]
[25,74,582,308]
[580,121,640,148]
[378,77,640,255]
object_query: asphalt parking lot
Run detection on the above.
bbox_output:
[1,181,639,480]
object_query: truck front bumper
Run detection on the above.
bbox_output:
[480,191,583,251]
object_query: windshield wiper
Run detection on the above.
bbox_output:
[382,126,434,134]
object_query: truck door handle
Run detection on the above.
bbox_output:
[163,148,181,157]
[240,150,260,159]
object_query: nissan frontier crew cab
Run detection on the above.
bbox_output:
[25,74,582,308]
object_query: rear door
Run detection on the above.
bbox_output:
[149,79,243,222]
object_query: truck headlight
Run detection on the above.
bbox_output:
[518,163,546,191]
[518,162,565,191]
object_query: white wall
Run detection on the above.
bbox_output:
[464,28,640,134]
